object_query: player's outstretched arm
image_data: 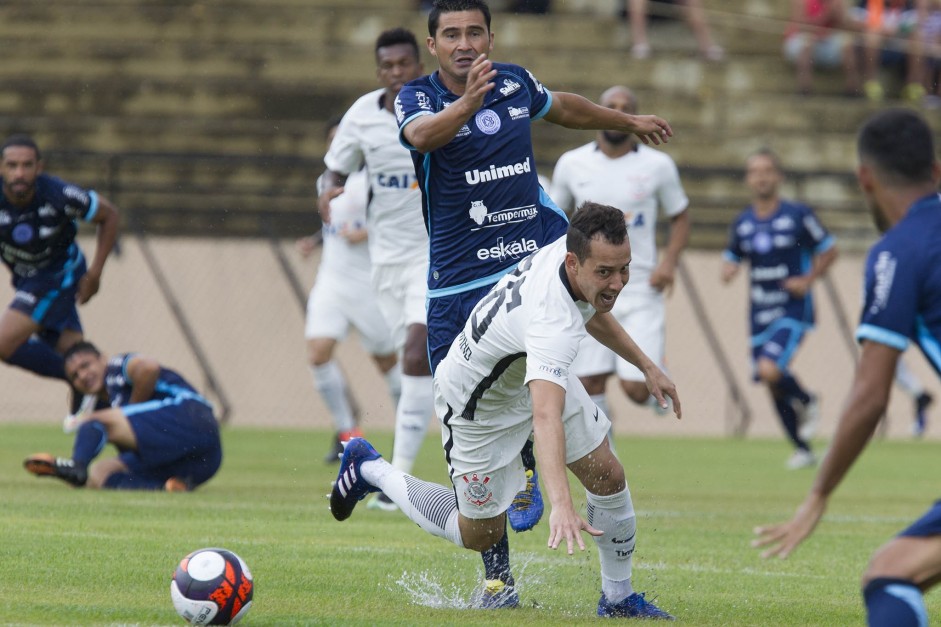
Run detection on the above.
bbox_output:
[543,92,672,145]
[752,340,899,558]
[529,379,602,554]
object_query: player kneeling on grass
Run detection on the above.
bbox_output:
[330,202,681,618]
[24,341,222,491]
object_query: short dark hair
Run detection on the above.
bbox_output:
[375,27,420,62]
[1,134,41,161]
[566,202,628,262]
[858,108,936,185]
[746,146,782,173]
[428,0,491,37]
[63,341,101,363]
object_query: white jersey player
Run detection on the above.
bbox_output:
[303,157,401,462]
[318,29,434,504]
[330,202,681,619]
[550,85,689,419]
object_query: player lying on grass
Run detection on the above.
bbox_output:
[24,341,222,491]
[330,202,681,617]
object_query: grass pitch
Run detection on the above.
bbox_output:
[1,423,938,626]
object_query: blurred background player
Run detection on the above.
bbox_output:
[894,357,933,436]
[331,203,679,617]
[0,134,119,409]
[318,28,432,511]
[550,85,689,427]
[721,147,837,470]
[24,341,221,491]
[395,0,672,598]
[752,108,941,627]
[300,118,401,463]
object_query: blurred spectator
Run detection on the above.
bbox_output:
[783,0,862,96]
[922,0,941,105]
[625,0,724,61]
[850,0,928,102]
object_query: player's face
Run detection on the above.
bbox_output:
[745,154,782,201]
[600,89,636,145]
[1,145,41,204]
[427,10,493,86]
[376,43,423,99]
[65,351,106,395]
[569,236,631,313]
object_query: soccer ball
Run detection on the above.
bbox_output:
[170,548,254,625]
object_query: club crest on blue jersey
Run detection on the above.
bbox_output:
[475,109,501,135]
[752,231,772,254]
[462,473,493,507]
[12,223,33,244]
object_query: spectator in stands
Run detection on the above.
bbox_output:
[922,0,941,104]
[0,134,120,410]
[850,0,928,102]
[784,0,862,95]
[625,0,724,60]
[24,341,222,491]
[721,148,838,470]
[300,118,401,463]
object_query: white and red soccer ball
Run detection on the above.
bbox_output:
[170,548,253,625]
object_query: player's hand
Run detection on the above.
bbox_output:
[752,493,827,559]
[296,236,318,258]
[547,504,603,555]
[316,186,344,224]
[628,114,672,146]
[76,272,100,305]
[463,54,497,110]
[649,261,676,293]
[783,275,813,298]
[645,366,681,419]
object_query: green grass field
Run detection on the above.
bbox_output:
[1,423,938,626]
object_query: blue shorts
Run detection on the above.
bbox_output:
[750,319,807,380]
[427,284,495,374]
[899,500,941,537]
[119,398,222,488]
[10,258,86,334]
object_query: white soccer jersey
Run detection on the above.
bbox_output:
[317,169,371,284]
[325,88,428,267]
[435,237,594,423]
[549,142,688,294]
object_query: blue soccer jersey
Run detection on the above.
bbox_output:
[395,63,569,298]
[723,199,835,337]
[0,173,98,283]
[857,193,941,375]
[104,353,212,411]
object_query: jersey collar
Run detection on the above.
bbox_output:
[558,263,580,302]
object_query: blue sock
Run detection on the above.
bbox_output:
[72,420,108,467]
[778,373,810,405]
[7,339,66,380]
[863,577,926,627]
[103,472,164,490]
[770,385,809,450]
[480,528,513,584]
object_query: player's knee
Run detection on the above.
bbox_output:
[459,516,506,552]
[401,345,431,376]
[620,381,649,404]
[756,359,781,384]
[580,374,608,396]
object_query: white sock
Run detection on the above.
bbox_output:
[311,361,355,432]
[361,458,463,547]
[895,360,925,398]
[384,362,403,409]
[587,488,636,604]
[391,374,434,473]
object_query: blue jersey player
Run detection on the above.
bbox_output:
[753,109,941,627]
[721,148,837,469]
[394,0,673,608]
[24,341,222,492]
[0,135,119,392]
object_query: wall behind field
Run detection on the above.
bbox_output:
[2,236,936,442]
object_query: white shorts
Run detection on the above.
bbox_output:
[571,289,665,382]
[371,258,429,350]
[304,273,396,356]
[437,372,611,520]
